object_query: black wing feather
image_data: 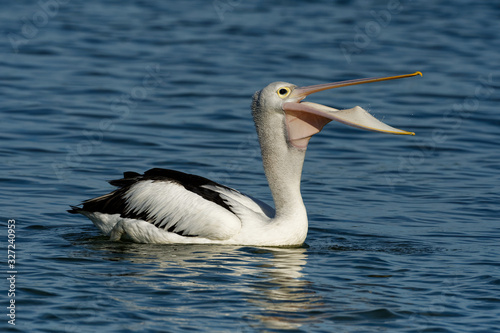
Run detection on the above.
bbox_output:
[69,168,238,236]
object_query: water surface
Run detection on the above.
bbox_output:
[1,1,499,332]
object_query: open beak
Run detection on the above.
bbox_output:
[282,72,422,148]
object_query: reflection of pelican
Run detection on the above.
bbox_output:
[70,72,421,246]
[243,248,319,331]
[88,244,317,330]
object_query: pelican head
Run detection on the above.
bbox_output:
[252,72,421,149]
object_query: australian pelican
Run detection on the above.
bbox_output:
[69,72,421,246]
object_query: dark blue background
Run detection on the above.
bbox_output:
[1,1,499,332]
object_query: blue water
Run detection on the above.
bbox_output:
[2,0,500,332]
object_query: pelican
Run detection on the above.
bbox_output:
[69,72,421,246]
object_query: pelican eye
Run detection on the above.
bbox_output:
[277,87,291,98]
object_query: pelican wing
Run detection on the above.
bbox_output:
[70,169,249,240]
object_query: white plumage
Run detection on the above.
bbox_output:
[123,181,242,239]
